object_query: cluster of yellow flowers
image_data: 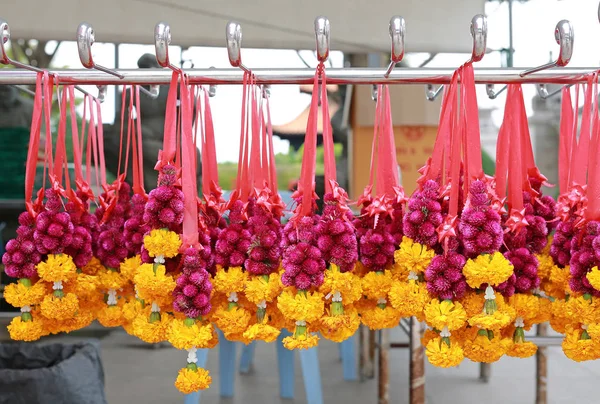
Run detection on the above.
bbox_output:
[10,223,597,394]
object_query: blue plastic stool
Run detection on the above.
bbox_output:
[183,348,209,404]
[183,330,357,404]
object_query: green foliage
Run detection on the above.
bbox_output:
[482,149,495,176]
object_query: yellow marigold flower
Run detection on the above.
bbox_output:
[213,266,248,295]
[123,296,151,323]
[144,229,181,258]
[587,266,600,291]
[361,270,394,300]
[354,261,371,277]
[40,293,79,321]
[37,254,77,283]
[562,326,600,362]
[97,304,125,328]
[245,273,281,304]
[463,332,510,363]
[175,367,212,394]
[528,297,551,327]
[320,306,360,343]
[393,237,435,279]
[388,279,429,318]
[213,305,251,336]
[461,292,485,318]
[3,280,47,308]
[544,265,569,300]
[587,323,600,340]
[7,315,47,341]
[277,290,324,323]
[359,304,403,330]
[549,299,572,334]
[426,337,464,368]
[243,323,281,343]
[98,268,128,291]
[506,341,538,358]
[320,264,362,305]
[424,299,467,331]
[422,328,439,346]
[462,252,513,289]
[63,273,98,298]
[283,333,319,350]
[536,254,554,281]
[81,256,104,275]
[508,293,540,323]
[452,326,479,347]
[132,312,171,343]
[134,263,176,304]
[167,319,214,350]
[469,310,512,331]
[566,295,600,325]
[120,255,142,282]
[43,310,95,335]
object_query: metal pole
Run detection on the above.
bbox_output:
[0,68,598,85]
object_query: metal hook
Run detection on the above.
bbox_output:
[486,20,574,100]
[155,22,180,72]
[208,67,217,97]
[371,84,378,102]
[425,84,444,101]
[0,18,44,72]
[77,23,124,79]
[314,16,330,63]
[384,16,405,78]
[226,21,251,73]
[520,20,573,77]
[486,84,507,100]
[537,83,574,100]
[469,14,487,63]
[262,84,271,99]
[427,14,486,102]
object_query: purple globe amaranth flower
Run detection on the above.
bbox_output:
[403,180,442,248]
[173,248,213,317]
[567,221,600,297]
[503,191,549,254]
[425,251,467,300]
[315,193,358,273]
[3,212,43,279]
[498,247,540,297]
[143,165,184,232]
[281,214,327,289]
[93,182,133,268]
[215,200,251,269]
[32,189,75,256]
[550,218,574,268]
[529,177,557,232]
[458,180,503,258]
[123,193,150,256]
[244,198,283,276]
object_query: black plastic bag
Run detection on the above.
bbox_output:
[0,340,107,404]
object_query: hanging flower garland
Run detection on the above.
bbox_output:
[211,73,258,342]
[354,85,407,329]
[240,87,285,343]
[132,73,186,344]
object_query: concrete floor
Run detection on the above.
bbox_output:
[3,324,600,404]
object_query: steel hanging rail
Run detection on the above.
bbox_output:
[0,67,597,85]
